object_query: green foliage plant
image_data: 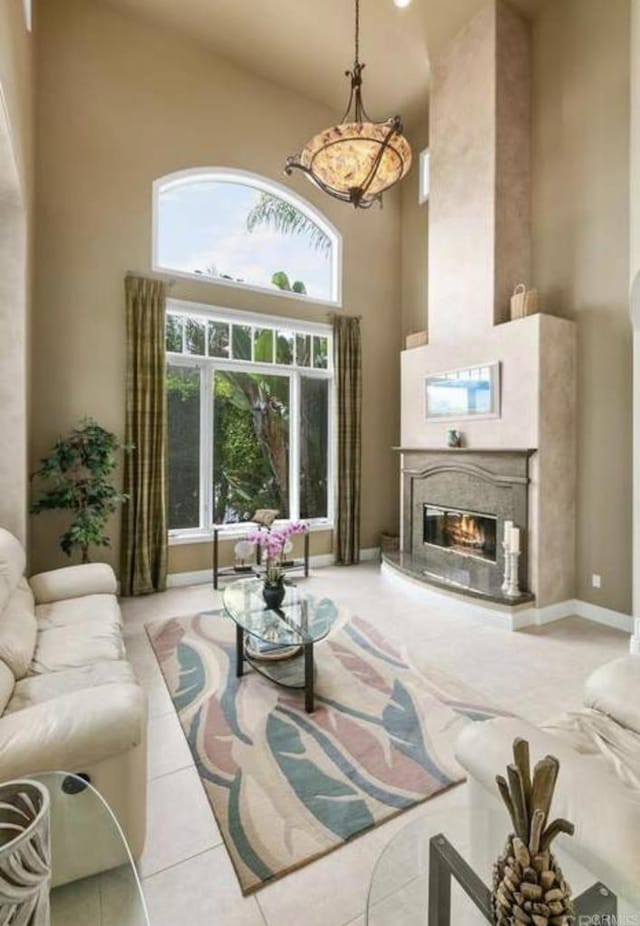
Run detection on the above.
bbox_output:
[246,193,331,254]
[271,271,307,295]
[31,418,129,563]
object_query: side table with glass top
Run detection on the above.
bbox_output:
[5,771,150,926]
[223,578,343,713]
[367,803,639,926]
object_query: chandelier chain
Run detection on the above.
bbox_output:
[355,0,360,66]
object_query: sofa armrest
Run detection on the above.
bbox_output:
[456,716,587,792]
[0,684,146,780]
[29,564,117,604]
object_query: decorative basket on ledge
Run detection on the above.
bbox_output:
[510,284,539,320]
[0,780,51,925]
[380,533,400,554]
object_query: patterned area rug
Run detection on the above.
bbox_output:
[147,610,504,894]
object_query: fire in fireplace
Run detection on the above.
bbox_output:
[423,505,497,563]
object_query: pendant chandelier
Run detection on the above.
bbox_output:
[285,0,412,209]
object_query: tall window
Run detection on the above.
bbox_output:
[154,169,342,305]
[166,302,333,535]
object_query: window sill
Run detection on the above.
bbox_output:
[168,520,334,546]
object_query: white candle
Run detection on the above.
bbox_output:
[510,526,520,553]
[503,520,513,544]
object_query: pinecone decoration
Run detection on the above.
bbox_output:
[492,738,576,926]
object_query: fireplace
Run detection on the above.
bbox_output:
[389,448,534,603]
[423,505,497,563]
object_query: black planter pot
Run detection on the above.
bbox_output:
[262,583,286,610]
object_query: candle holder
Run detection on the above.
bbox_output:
[501,541,512,594]
[504,550,521,598]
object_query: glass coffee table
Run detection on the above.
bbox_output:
[367,803,639,925]
[223,578,343,713]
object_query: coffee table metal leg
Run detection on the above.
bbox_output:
[304,643,314,713]
[236,624,244,678]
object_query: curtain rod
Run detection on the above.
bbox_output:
[126,270,177,287]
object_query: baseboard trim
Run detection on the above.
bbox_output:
[572,599,634,633]
[167,547,381,588]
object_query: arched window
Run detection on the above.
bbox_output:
[153,168,342,305]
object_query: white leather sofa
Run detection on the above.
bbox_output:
[0,528,147,885]
[456,654,640,904]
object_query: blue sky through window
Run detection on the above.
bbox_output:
[156,181,334,301]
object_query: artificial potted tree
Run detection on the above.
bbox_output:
[31,418,128,564]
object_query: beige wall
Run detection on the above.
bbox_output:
[0,0,34,543]
[631,0,640,621]
[31,0,402,576]
[400,118,429,342]
[531,0,632,613]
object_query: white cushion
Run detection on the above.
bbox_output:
[30,563,117,605]
[36,594,122,630]
[30,621,125,675]
[584,655,640,735]
[0,579,37,679]
[0,529,26,612]
[0,660,15,714]
[6,660,137,714]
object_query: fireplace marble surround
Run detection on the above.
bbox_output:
[396,448,534,604]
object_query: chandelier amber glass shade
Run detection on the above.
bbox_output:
[290,120,412,208]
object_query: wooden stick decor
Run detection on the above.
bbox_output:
[492,738,576,926]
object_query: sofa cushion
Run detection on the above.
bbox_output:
[0,579,37,679]
[30,621,125,675]
[0,529,27,612]
[35,594,122,630]
[30,563,117,605]
[0,660,15,714]
[6,660,137,714]
[584,655,640,736]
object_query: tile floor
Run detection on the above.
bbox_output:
[62,563,631,925]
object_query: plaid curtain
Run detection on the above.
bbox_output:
[120,276,168,595]
[334,315,362,565]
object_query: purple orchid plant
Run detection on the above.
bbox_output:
[246,521,308,587]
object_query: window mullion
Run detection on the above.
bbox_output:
[290,372,300,522]
[200,364,213,529]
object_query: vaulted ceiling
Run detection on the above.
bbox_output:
[104,0,543,125]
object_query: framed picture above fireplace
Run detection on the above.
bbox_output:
[425,362,501,421]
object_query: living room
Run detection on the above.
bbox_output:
[0,0,639,923]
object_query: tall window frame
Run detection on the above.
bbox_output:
[166,299,335,542]
[153,168,343,307]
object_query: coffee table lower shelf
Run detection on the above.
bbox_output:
[235,624,316,713]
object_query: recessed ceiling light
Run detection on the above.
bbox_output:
[393,0,412,8]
